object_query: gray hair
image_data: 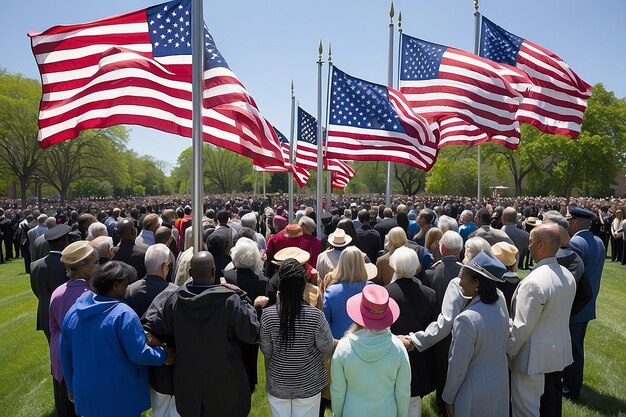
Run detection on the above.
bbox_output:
[145,243,172,275]
[45,217,57,228]
[87,222,108,241]
[241,212,258,229]
[542,210,568,231]
[298,215,316,233]
[438,215,459,233]
[460,210,474,222]
[230,237,263,276]
[463,237,493,264]
[389,246,421,278]
[89,236,114,259]
[440,231,463,253]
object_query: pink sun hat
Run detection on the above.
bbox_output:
[346,285,400,330]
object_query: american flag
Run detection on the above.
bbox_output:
[329,159,356,190]
[399,33,530,149]
[480,16,592,138]
[253,126,291,173]
[296,106,319,170]
[326,66,437,169]
[29,0,286,167]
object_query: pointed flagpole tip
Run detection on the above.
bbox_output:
[328,42,332,61]
[318,40,323,58]
[389,2,395,20]
[291,80,294,97]
[474,0,479,13]
[398,11,402,30]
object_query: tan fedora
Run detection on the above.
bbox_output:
[61,240,94,265]
[272,246,310,266]
[491,242,518,267]
[328,229,352,248]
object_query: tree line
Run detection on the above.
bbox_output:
[1,69,625,206]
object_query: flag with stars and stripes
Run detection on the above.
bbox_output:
[329,159,355,190]
[399,33,533,149]
[253,126,291,172]
[29,0,287,168]
[295,107,320,171]
[480,16,592,138]
[326,66,438,170]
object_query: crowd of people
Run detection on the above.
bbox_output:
[11,191,617,417]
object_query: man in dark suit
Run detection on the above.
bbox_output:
[211,209,235,253]
[113,218,148,280]
[0,208,14,260]
[501,207,530,269]
[29,224,72,342]
[374,207,398,247]
[32,217,57,264]
[355,210,381,263]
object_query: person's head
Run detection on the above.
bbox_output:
[333,246,369,284]
[346,285,399,331]
[491,242,519,272]
[89,236,114,262]
[230,237,263,276]
[37,213,48,224]
[463,237,492,264]
[44,217,56,229]
[217,209,230,225]
[45,224,72,251]
[161,209,176,225]
[117,218,137,240]
[458,251,505,304]
[475,208,491,227]
[383,207,393,219]
[272,215,288,233]
[385,226,408,252]
[425,227,443,253]
[459,209,474,225]
[184,205,192,215]
[357,209,371,225]
[529,224,561,262]
[327,228,353,250]
[142,213,160,233]
[541,210,570,247]
[615,208,624,221]
[240,212,258,230]
[389,246,421,278]
[90,261,137,299]
[439,230,463,257]
[61,240,98,280]
[189,251,216,285]
[417,208,434,227]
[277,258,307,349]
[87,222,108,241]
[337,219,358,245]
[566,206,594,236]
[396,211,409,232]
[298,215,316,236]
[77,213,96,239]
[154,226,173,246]
[502,207,518,225]
[437,215,458,233]
[145,243,172,278]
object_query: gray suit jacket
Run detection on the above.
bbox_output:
[469,225,515,246]
[508,257,576,375]
[32,234,51,264]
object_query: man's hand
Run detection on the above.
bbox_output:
[445,403,454,417]
[164,346,176,366]
[399,335,415,351]
[220,278,242,293]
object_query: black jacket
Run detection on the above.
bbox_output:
[113,240,148,281]
[356,224,382,264]
[30,252,68,334]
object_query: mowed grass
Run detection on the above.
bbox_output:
[1,258,624,417]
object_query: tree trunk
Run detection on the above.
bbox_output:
[19,177,27,209]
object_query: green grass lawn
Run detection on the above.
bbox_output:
[1,258,624,417]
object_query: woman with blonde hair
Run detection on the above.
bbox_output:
[425,227,443,262]
[375,227,407,286]
[322,246,371,339]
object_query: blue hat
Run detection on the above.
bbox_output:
[566,206,595,220]
[458,251,506,282]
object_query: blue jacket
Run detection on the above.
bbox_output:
[60,292,167,417]
[323,281,368,339]
[569,230,605,323]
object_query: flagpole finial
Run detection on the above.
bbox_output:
[389,2,395,22]
[328,42,332,63]
[398,11,402,31]
[474,0,479,13]
[291,80,294,98]
[318,40,323,62]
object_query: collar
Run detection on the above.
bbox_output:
[49,250,63,255]
[533,256,558,269]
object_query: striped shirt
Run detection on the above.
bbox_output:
[260,303,334,399]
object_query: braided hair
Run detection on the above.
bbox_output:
[277,258,307,350]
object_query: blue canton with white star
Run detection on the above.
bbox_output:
[146,0,229,69]
[479,17,523,66]
[329,67,405,134]
[400,34,446,81]
[298,107,318,145]
[273,127,288,144]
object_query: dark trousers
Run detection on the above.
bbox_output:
[2,237,13,259]
[540,371,563,417]
[53,378,78,417]
[612,237,623,263]
[21,244,30,274]
[563,321,588,398]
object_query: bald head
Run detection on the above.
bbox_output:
[529,224,561,262]
[154,226,172,244]
[117,218,137,240]
[501,207,518,225]
[189,251,216,285]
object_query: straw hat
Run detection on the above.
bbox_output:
[327,229,352,248]
[525,217,542,227]
[61,241,94,265]
[272,247,310,266]
[364,263,378,280]
[283,224,303,238]
[346,285,400,330]
[491,242,518,267]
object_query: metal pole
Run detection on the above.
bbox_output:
[385,2,395,208]
[191,0,205,254]
[325,43,333,211]
[288,81,295,223]
[316,41,324,237]
[254,170,258,197]
[474,1,481,202]
[263,171,266,198]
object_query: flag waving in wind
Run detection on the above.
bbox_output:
[253,126,291,172]
[29,0,286,168]
[480,16,592,138]
[326,66,437,170]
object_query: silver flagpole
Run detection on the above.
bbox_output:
[254,170,258,197]
[288,81,295,224]
[385,2,395,208]
[316,41,324,237]
[191,0,205,254]
[325,43,332,212]
[474,0,482,201]
[263,171,266,198]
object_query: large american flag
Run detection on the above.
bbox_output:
[480,16,592,138]
[399,33,529,149]
[329,159,356,190]
[253,126,291,173]
[29,0,286,167]
[326,66,437,169]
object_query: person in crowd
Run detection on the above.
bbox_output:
[425,227,443,263]
[267,247,320,308]
[322,246,371,339]
[458,210,477,243]
[374,207,398,247]
[76,213,96,241]
[298,215,322,268]
[610,208,625,263]
[443,251,509,417]
[355,209,382,263]
[30,224,72,342]
[48,241,97,417]
[60,261,174,417]
[31,216,57,263]
[501,207,530,270]
[112,218,149,280]
[86,221,107,242]
[136,213,160,246]
[509,224,576,417]
[207,233,232,279]
[316,229,357,282]
[563,206,605,401]
[143,251,260,417]
[491,241,520,314]
[0,208,14,261]
[260,259,334,417]
[396,211,409,236]
[386,246,438,417]
[88,236,114,265]
[413,209,435,246]
[331,284,410,417]
[223,237,269,393]
[28,213,49,261]
[241,212,267,255]
[437,215,458,234]
[469,208,515,246]
[375,227,408,286]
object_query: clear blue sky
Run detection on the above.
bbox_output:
[3,0,624,170]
